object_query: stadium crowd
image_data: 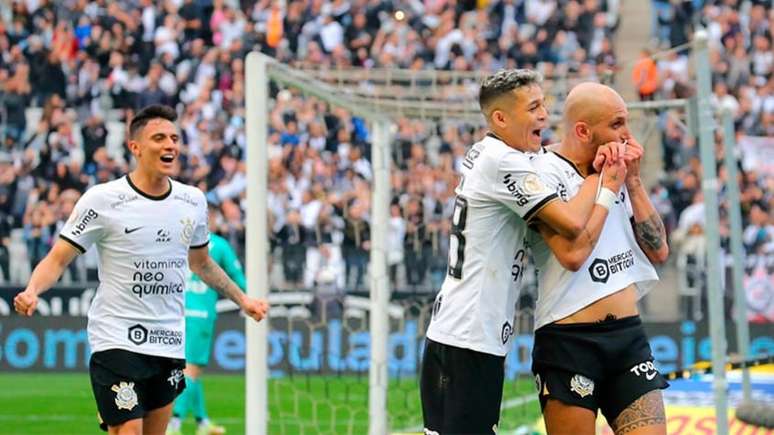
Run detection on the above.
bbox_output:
[640,0,773,273]
[0,0,770,296]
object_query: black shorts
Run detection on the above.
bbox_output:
[90,349,186,429]
[531,316,669,422]
[420,339,505,434]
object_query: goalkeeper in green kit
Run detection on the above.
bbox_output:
[167,226,246,435]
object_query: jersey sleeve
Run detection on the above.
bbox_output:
[530,154,566,194]
[491,152,558,222]
[190,190,210,248]
[59,188,105,254]
[217,237,247,291]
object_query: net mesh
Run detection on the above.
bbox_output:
[261,63,682,433]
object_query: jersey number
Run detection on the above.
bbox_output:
[447,196,469,279]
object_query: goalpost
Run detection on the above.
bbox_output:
[243,29,753,433]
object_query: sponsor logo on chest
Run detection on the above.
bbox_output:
[588,250,635,284]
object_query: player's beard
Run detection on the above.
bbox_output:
[589,131,606,160]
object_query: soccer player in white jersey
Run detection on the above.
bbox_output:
[527,83,670,435]
[13,105,268,435]
[420,70,629,434]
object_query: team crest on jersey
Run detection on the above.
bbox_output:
[570,374,594,398]
[180,218,194,245]
[111,382,138,410]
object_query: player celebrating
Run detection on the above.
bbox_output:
[14,105,268,435]
[420,69,628,434]
[528,82,670,434]
[168,209,246,435]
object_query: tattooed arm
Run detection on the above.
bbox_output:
[627,180,669,264]
[189,247,268,322]
[622,138,669,264]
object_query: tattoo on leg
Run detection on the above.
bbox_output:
[634,213,666,251]
[611,390,666,434]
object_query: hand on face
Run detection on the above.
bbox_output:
[622,138,644,186]
[600,152,627,192]
[592,140,627,173]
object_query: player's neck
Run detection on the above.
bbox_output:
[128,168,171,198]
[555,141,594,177]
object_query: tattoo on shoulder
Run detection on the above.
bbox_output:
[634,213,665,251]
[611,390,666,434]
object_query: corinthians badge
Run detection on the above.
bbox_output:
[180,217,194,245]
[111,382,138,410]
[570,374,594,398]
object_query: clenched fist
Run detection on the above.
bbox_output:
[241,296,269,322]
[14,290,39,316]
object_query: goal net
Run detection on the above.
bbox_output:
[243,53,716,434]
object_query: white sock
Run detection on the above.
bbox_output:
[168,417,181,430]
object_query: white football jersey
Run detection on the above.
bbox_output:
[527,151,659,329]
[60,175,209,359]
[426,134,559,356]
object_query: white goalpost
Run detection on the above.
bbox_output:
[243,30,752,433]
[245,52,393,435]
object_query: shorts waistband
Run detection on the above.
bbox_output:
[537,315,642,334]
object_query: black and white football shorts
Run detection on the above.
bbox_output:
[90,349,186,430]
[531,315,669,422]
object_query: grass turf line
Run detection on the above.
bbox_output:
[0,373,539,434]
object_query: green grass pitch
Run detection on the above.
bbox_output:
[0,373,539,434]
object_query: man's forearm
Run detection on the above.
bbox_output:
[627,181,668,259]
[197,259,246,306]
[564,174,600,229]
[540,203,610,270]
[27,256,67,296]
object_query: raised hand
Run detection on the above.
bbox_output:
[623,137,644,187]
[600,154,627,193]
[593,141,627,173]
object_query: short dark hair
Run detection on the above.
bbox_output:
[129,104,177,139]
[478,69,542,114]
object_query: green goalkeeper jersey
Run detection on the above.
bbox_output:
[185,234,246,321]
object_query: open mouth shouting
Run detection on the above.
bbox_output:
[160,153,176,164]
[531,128,542,142]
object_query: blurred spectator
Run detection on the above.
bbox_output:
[632,48,659,101]
[2,62,31,146]
[744,203,774,254]
[403,196,429,288]
[342,201,370,291]
[276,209,307,289]
[387,203,405,286]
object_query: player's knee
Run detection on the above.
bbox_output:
[543,399,596,435]
[108,418,142,435]
[184,364,203,378]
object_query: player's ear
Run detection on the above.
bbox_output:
[575,121,591,142]
[127,139,141,158]
[491,109,507,129]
